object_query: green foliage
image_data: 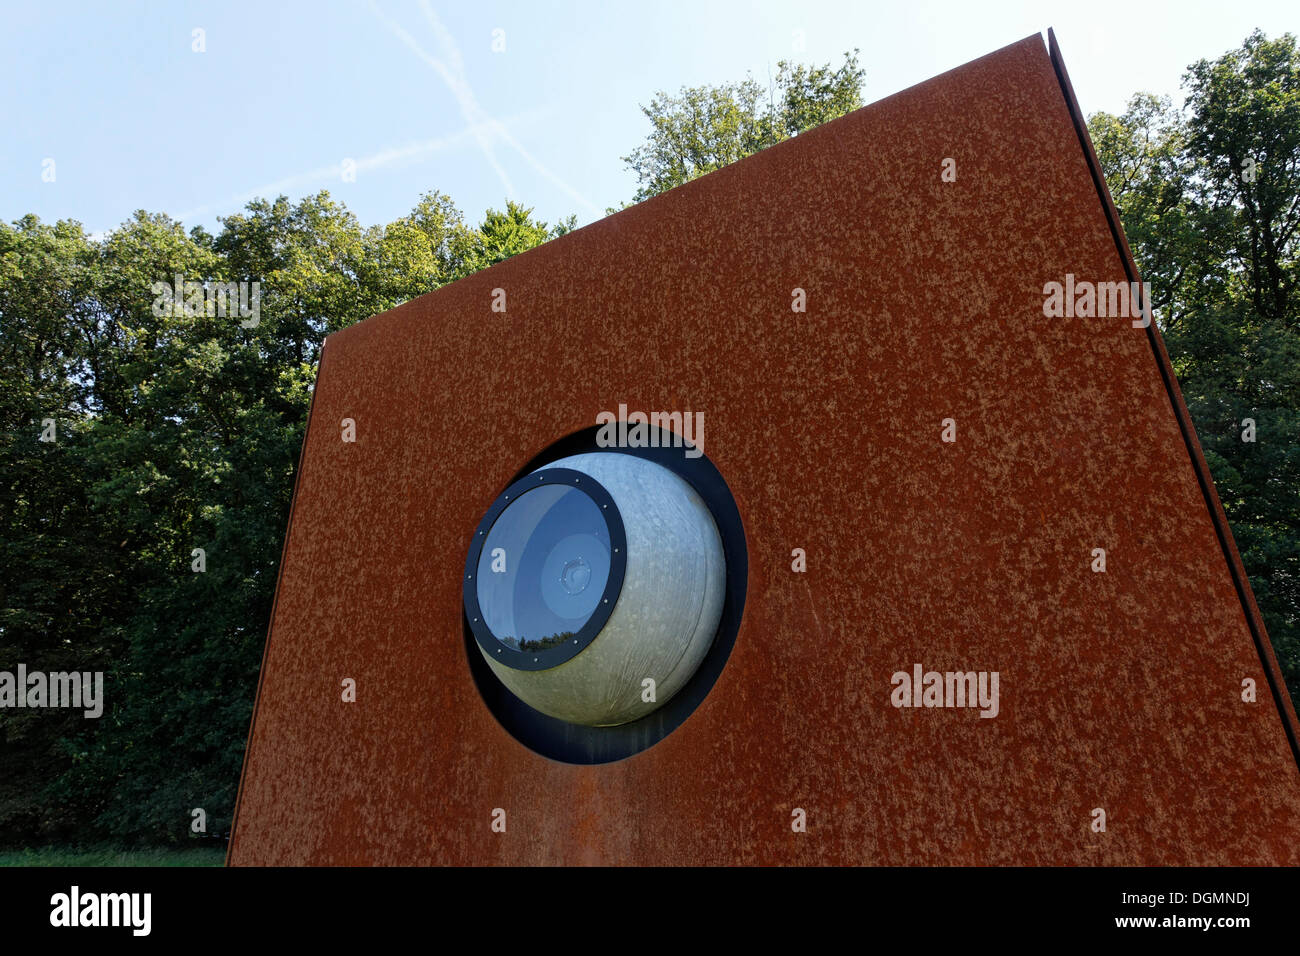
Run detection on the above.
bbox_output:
[0,845,224,866]
[458,200,575,273]
[0,215,129,843]
[620,51,865,202]
[0,193,560,846]
[1089,30,1300,702]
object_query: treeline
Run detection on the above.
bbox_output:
[0,194,576,844]
[1,33,1297,848]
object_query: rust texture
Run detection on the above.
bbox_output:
[229,33,1300,865]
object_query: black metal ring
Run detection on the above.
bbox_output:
[463,467,627,672]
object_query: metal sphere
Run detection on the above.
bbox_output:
[476,452,725,726]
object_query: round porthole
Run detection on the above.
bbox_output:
[462,426,747,763]
[465,467,626,674]
[464,453,725,727]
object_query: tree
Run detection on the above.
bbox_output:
[620,51,865,203]
[458,200,573,274]
[1088,94,1200,325]
[1184,30,1300,323]
[0,215,127,843]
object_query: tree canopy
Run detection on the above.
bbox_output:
[0,193,564,844]
[619,51,865,203]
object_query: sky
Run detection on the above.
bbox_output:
[2,0,1296,238]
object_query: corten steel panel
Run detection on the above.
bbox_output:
[228,32,1300,865]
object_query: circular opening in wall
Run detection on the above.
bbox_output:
[462,425,747,764]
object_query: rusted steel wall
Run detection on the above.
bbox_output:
[228,32,1300,865]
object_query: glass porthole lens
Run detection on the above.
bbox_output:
[475,484,611,653]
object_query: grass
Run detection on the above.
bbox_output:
[0,846,225,867]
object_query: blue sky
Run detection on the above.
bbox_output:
[3,0,1296,237]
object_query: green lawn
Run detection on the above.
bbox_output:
[0,846,225,867]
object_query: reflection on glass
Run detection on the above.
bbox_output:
[476,483,612,654]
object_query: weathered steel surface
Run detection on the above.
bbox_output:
[229,32,1300,865]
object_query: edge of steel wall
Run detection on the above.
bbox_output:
[1046,26,1300,773]
[226,339,332,866]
